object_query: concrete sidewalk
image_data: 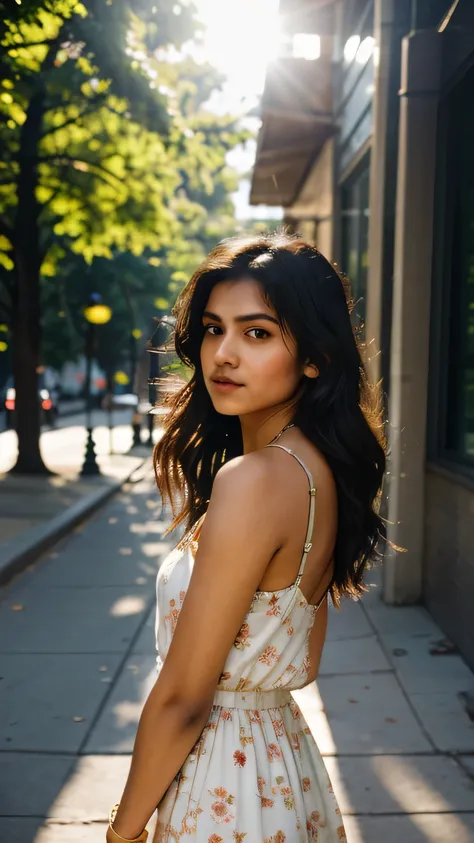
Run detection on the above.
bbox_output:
[0,468,473,842]
[295,571,474,842]
[0,420,154,586]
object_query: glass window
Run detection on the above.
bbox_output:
[443,66,474,462]
[340,161,370,335]
[341,0,373,58]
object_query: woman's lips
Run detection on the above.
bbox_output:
[211,380,243,392]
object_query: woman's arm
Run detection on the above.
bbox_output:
[109,451,284,840]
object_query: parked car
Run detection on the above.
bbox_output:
[3,380,59,429]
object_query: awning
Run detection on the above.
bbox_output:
[250,0,337,208]
[250,54,336,207]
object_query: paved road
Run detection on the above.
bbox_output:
[0,467,473,841]
[0,401,86,434]
[0,408,148,474]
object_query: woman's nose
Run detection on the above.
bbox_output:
[213,333,239,366]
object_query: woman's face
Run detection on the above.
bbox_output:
[200,277,303,418]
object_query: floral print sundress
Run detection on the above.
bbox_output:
[153,443,346,842]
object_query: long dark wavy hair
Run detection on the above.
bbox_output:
[153,231,390,602]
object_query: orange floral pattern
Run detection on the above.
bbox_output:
[233,750,246,768]
[258,645,280,666]
[234,622,251,650]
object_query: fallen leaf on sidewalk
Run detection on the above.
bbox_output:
[10,605,24,611]
[429,638,458,656]
[384,717,397,723]
[72,716,85,722]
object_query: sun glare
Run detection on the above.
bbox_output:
[194,0,281,98]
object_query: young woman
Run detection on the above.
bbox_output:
[107,232,387,843]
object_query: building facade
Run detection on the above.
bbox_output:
[251,0,474,668]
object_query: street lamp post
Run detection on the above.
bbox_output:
[130,328,142,448]
[106,366,114,456]
[80,294,112,476]
[148,329,159,447]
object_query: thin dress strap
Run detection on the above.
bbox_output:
[264,443,316,590]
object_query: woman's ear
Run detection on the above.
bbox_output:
[303,361,319,379]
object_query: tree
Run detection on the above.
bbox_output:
[0,0,199,472]
[35,47,250,380]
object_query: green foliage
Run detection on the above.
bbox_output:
[0,0,247,340]
[0,0,251,377]
[0,0,180,266]
[0,0,248,263]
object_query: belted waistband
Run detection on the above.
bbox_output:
[213,688,291,710]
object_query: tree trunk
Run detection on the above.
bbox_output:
[11,255,49,474]
[11,45,57,474]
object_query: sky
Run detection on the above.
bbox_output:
[191,0,283,220]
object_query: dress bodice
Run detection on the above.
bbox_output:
[155,444,325,693]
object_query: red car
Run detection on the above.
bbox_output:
[4,384,59,429]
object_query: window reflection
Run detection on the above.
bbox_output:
[341,162,370,338]
[444,66,474,460]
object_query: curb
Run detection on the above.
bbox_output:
[0,455,152,589]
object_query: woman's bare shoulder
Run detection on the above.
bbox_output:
[213,448,291,517]
[214,447,276,483]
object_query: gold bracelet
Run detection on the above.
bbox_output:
[108,804,149,843]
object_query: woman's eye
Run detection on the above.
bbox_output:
[203,325,269,339]
[247,328,269,340]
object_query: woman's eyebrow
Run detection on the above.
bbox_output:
[202,310,279,326]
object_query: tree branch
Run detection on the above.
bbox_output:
[41,114,84,138]
[41,93,108,138]
[37,155,125,186]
